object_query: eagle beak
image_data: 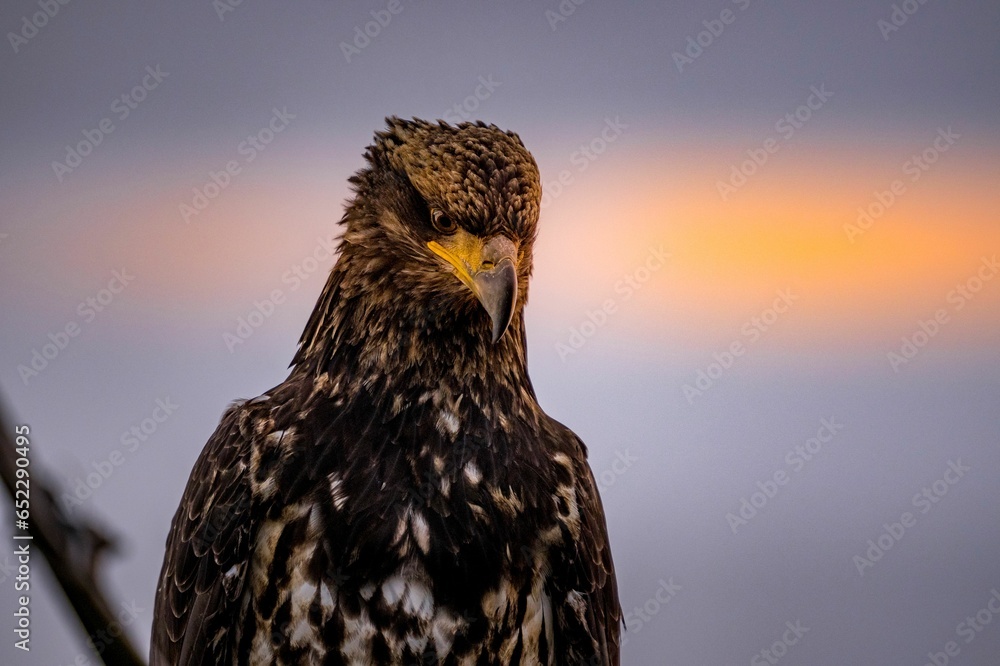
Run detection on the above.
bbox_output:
[474,255,518,343]
[428,235,519,343]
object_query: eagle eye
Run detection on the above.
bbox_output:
[431,208,457,235]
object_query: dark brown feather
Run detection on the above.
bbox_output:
[152,118,620,665]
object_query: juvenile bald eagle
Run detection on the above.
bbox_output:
[152,118,621,665]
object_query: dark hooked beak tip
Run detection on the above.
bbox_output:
[473,258,518,343]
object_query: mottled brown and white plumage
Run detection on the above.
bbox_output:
[151,118,621,665]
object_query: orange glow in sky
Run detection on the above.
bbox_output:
[29,134,1000,353]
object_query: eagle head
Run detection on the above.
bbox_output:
[349,118,541,338]
[293,117,543,386]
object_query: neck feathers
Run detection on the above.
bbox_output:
[291,254,534,417]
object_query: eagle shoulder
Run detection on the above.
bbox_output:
[151,397,272,665]
[541,418,623,666]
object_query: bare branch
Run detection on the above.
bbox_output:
[0,394,146,666]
